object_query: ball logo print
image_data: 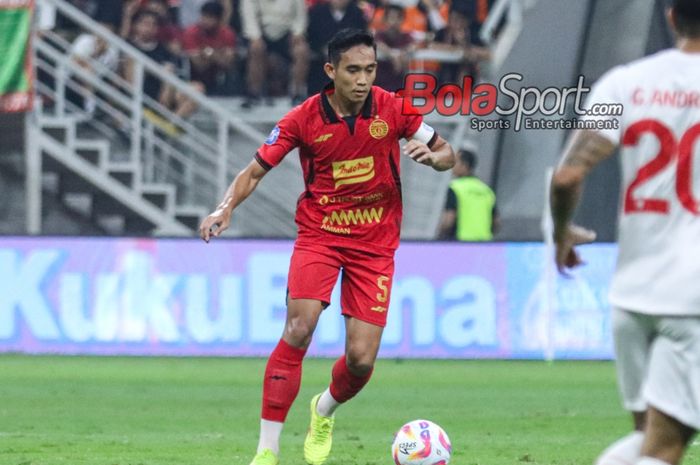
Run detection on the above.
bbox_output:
[392,420,451,465]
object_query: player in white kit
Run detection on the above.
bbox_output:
[550,1,700,465]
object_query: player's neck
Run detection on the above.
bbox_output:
[677,37,700,53]
[328,92,365,117]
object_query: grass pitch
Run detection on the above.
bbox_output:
[1,356,695,465]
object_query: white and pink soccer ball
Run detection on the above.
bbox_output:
[391,419,452,465]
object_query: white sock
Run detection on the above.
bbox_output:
[595,431,644,465]
[316,388,341,417]
[636,458,672,465]
[257,419,284,454]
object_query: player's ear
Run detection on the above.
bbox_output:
[324,62,336,81]
[667,7,677,32]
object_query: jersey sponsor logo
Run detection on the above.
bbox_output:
[265,126,280,145]
[322,207,384,227]
[320,224,352,235]
[314,133,334,143]
[370,306,387,313]
[318,192,385,205]
[332,156,375,188]
[369,118,389,139]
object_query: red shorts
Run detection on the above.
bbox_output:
[287,241,395,327]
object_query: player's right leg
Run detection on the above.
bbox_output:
[596,308,655,465]
[304,248,393,465]
[635,315,700,465]
[636,407,695,465]
[250,298,324,465]
[250,244,342,465]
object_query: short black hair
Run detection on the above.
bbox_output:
[459,150,476,169]
[673,0,700,37]
[132,9,160,26]
[327,29,376,65]
[201,0,224,19]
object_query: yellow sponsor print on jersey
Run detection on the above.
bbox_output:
[318,192,385,206]
[332,156,375,188]
[322,207,384,227]
[314,133,334,143]
[369,118,389,139]
[321,224,352,235]
[370,306,387,313]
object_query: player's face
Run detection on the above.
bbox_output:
[328,45,377,104]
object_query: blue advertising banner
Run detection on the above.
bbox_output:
[0,238,616,359]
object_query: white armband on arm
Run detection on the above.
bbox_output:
[410,122,438,147]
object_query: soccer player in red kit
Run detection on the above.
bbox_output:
[199,29,455,465]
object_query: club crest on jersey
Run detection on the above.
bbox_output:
[332,156,375,188]
[265,126,280,145]
[369,118,389,139]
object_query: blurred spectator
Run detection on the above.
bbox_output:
[240,0,308,106]
[69,25,120,114]
[451,0,492,45]
[438,150,498,241]
[305,0,326,8]
[370,0,448,42]
[182,1,236,95]
[430,7,490,84]
[374,5,413,91]
[179,0,233,28]
[93,0,125,30]
[125,10,203,130]
[307,0,367,94]
[52,0,97,40]
[121,0,184,55]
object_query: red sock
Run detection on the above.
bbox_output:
[261,339,307,422]
[328,355,373,403]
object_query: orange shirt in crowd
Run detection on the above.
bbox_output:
[370,3,450,37]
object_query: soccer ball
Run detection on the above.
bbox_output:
[391,419,452,465]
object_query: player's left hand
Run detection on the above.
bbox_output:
[554,224,596,276]
[404,140,436,167]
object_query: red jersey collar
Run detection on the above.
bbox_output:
[319,82,375,124]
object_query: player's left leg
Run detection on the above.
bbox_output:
[304,317,383,465]
[304,249,393,465]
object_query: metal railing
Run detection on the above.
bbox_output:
[36,0,267,205]
[480,0,540,73]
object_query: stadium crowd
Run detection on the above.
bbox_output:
[39,0,493,103]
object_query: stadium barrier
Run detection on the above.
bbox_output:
[0,238,615,359]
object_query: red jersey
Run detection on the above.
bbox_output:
[255,84,428,253]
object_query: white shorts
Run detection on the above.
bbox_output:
[613,307,700,429]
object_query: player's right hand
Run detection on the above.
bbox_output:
[199,208,231,243]
[554,224,596,276]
